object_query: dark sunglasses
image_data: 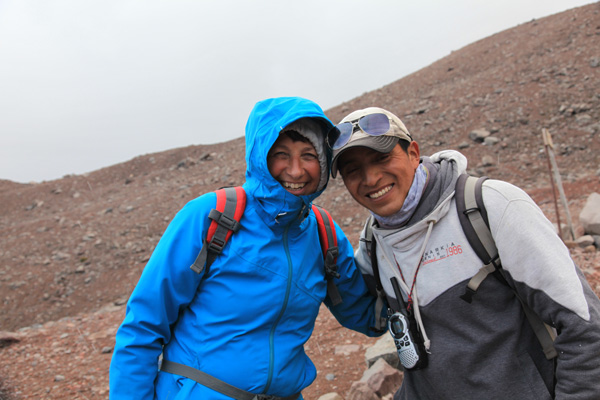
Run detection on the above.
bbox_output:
[327,113,393,150]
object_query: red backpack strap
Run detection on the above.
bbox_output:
[312,204,342,306]
[190,187,246,275]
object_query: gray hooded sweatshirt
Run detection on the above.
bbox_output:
[355,150,600,400]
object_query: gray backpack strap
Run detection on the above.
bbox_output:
[161,360,300,400]
[456,175,501,303]
[363,216,388,333]
[456,174,557,360]
[518,297,558,360]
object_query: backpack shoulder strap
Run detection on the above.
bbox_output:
[456,174,500,303]
[363,216,383,294]
[456,174,497,265]
[455,174,557,359]
[312,204,342,306]
[190,187,246,275]
[363,216,388,332]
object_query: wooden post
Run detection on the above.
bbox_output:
[542,129,576,240]
[542,131,563,240]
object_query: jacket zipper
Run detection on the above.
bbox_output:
[264,224,293,393]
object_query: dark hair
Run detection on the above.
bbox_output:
[281,130,311,143]
[398,139,411,153]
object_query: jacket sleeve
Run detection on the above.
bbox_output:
[486,181,600,400]
[324,220,385,337]
[109,194,215,399]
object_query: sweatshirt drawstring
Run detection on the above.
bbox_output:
[384,220,435,352]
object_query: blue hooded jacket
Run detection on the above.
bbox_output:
[109,97,380,399]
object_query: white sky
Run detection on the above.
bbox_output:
[0,0,593,183]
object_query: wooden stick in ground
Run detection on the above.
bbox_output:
[542,129,576,241]
[542,134,563,240]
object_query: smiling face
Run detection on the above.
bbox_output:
[267,132,321,196]
[337,141,420,217]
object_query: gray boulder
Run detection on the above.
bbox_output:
[365,334,399,369]
[580,193,600,235]
[360,358,403,398]
[317,393,344,400]
[469,129,490,142]
[576,235,595,248]
[347,381,380,400]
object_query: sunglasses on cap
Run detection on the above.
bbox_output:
[327,113,394,150]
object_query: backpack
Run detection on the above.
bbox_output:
[365,174,557,359]
[161,186,339,399]
[188,186,343,306]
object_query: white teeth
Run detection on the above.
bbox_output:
[284,182,305,190]
[369,185,392,199]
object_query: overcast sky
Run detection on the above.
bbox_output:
[0,0,593,183]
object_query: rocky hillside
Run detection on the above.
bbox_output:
[1,3,599,399]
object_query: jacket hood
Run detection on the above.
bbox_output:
[243,97,334,225]
[427,150,468,177]
[425,150,468,207]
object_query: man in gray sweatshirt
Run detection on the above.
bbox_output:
[329,106,600,399]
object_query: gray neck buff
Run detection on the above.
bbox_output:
[372,164,428,229]
[372,155,459,229]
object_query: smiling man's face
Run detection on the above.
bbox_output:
[337,141,420,216]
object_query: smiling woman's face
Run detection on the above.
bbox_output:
[267,133,321,196]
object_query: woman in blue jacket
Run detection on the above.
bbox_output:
[109,97,382,399]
